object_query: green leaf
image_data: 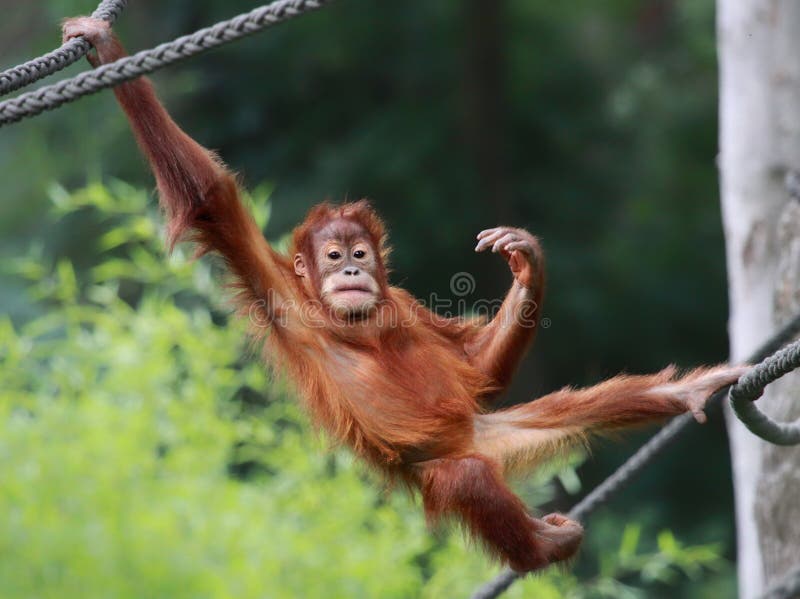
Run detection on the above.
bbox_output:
[619,524,641,561]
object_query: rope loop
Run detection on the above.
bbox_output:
[729,339,800,446]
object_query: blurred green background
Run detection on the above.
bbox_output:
[0,0,736,597]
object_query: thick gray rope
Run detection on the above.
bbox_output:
[0,0,127,97]
[0,0,332,127]
[471,312,800,599]
[730,340,800,445]
[760,565,800,599]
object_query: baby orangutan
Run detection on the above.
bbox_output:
[63,17,746,573]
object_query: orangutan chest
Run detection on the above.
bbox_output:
[322,343,473,410]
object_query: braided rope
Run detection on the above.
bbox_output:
[0,0,332,127]
[730,339,800,445]
[471,312,800,599]
[0,0,127,97]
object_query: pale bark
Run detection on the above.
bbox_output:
[718,1,800,597]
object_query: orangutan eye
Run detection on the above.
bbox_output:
[328,250,342,260]
[353,249,366,259]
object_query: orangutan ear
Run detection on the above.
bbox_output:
[294,253,308,277]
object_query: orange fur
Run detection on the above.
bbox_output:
[84,23,745,574]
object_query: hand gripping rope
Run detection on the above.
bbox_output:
[0,0,332,127]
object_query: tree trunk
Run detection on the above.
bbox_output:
[718,1,800,597]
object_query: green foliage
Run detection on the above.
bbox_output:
[0,182,727,597]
